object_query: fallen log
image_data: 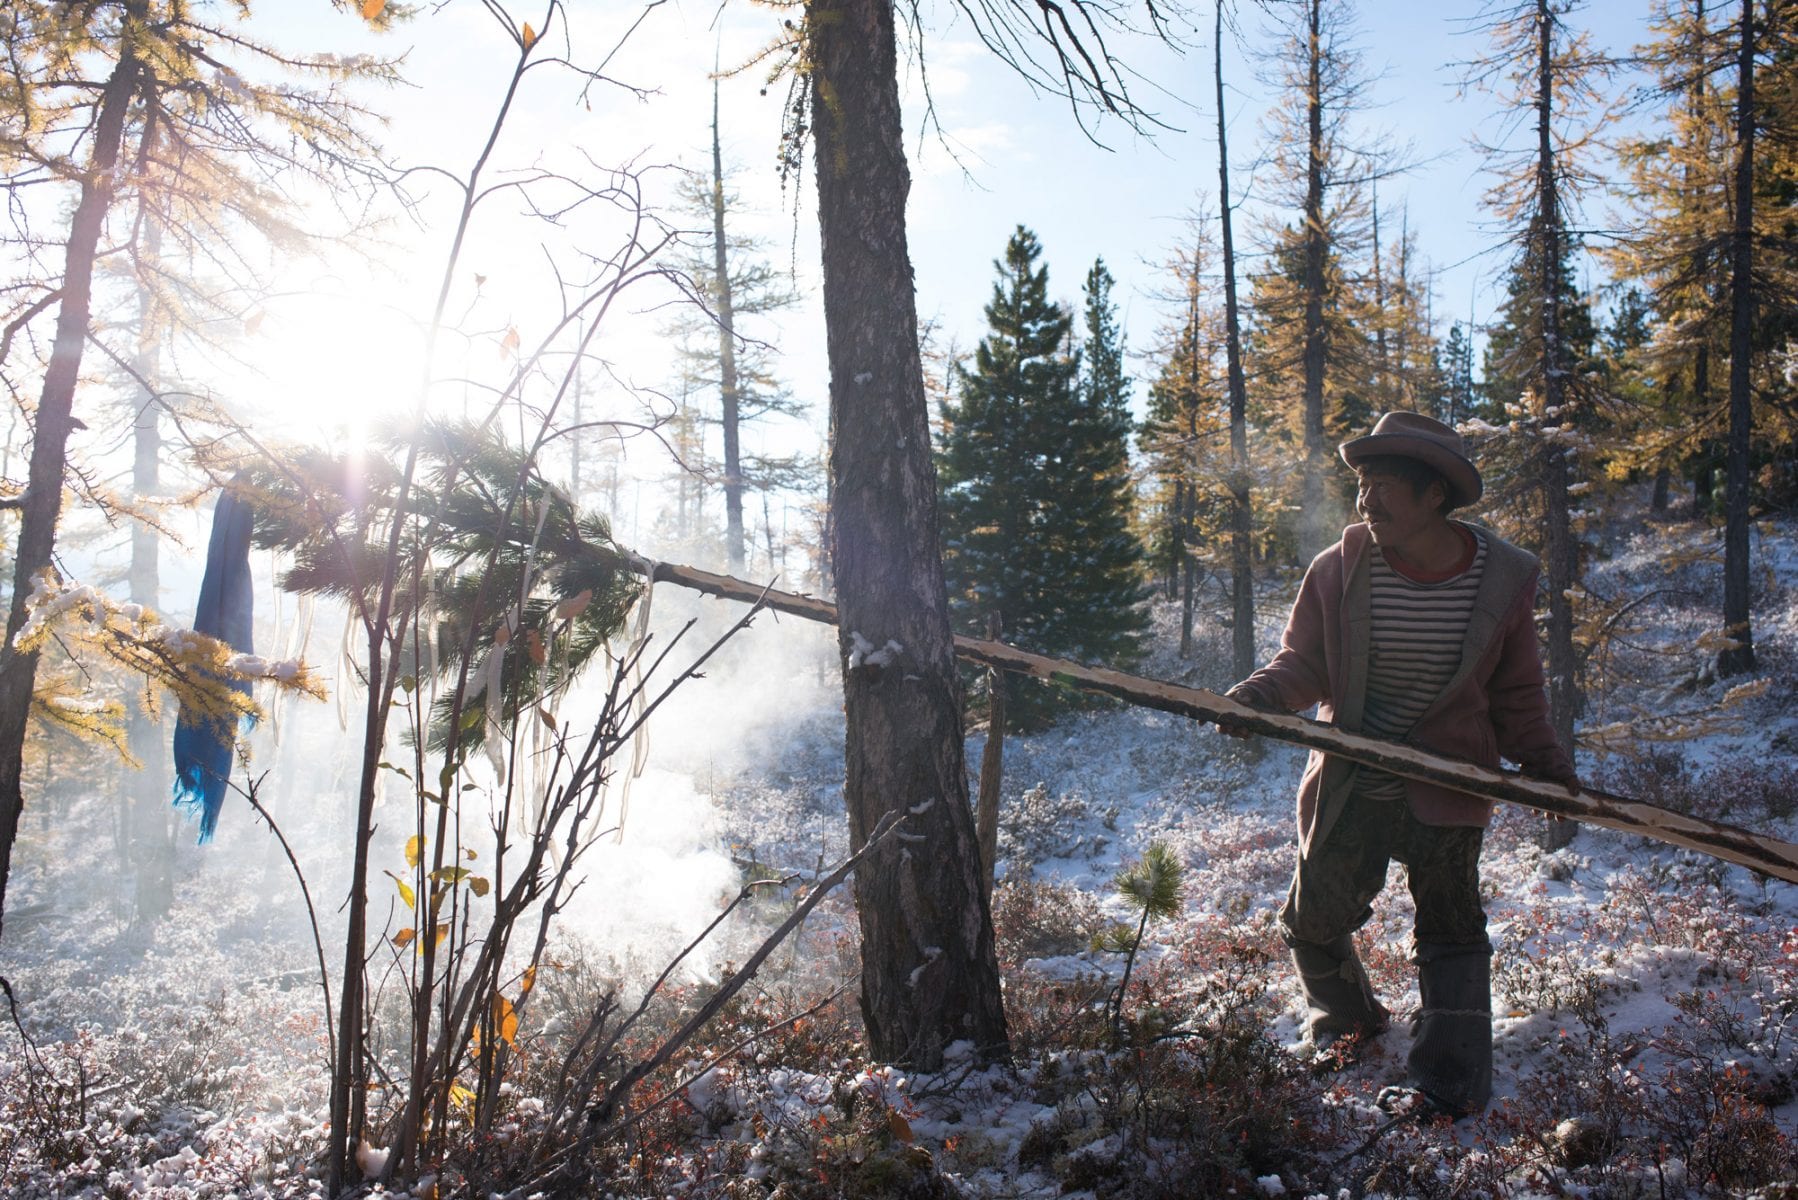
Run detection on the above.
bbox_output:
[627,558,1798,887]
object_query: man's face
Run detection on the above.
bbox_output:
[1355,467,1444,547]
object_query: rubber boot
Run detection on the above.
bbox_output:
[1289,934,1389,1059]
[1406,940,1493,1117]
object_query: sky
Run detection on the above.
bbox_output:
[226,0,1660,548]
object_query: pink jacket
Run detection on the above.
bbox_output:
[1228,522,1575,852]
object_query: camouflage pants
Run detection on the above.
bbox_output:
[1279,781,1489,954]
[1281,781,1495,1114]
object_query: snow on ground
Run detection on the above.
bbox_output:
[2,507,1797,1197]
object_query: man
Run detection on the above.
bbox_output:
[1222,411,1577,1119]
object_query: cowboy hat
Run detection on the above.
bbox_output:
[1339,411,1482,508]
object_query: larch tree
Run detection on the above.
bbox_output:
[1610,0,1734,516]
[1215,0,1256,681]
[1366,199,1441,417]
[671,80,805,574]
[1252,0,1386,558]
[1138,227,1227,658]
[1715,0,1795,677]
[1462,0,1617,849]
[0,0,386,936]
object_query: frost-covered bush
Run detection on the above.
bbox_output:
[991,877,1109,964]
[1000,782,1113,868]
[1010,960,1335,1198]
[1601,750,1798,824]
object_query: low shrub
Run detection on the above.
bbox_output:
[991,876,1109,965]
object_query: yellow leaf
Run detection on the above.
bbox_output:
[447,1080,475,1116]
[526,629,547,665]
[536,706,557,732]
[500,326,521,357]
[243,311,265,336]
[387,870,416,910]
[468,875,491,898]
[493,993,520,1047]
[405,834,424,869]
[888,1109,914,1143]
[520,965,537,996]
[393,927,415,949]
[521,22,538,51]
[361,0,387,19]
[434,922,450,948]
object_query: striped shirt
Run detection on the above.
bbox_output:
[1356,526,1487,802]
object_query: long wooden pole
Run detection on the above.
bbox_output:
[629,559,1798,886]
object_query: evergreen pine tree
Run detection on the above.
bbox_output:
[1059,259,1149,667]
[1439,320,1477,425]
[938,229,1146,727]
[1477,236,1603,423]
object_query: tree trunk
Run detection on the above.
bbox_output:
[1675,0,1711,526]
[808,0,1009,1067]
[1180,556,1197,659]
[1371,191,1390,405]
[1179,297,1200,660]
[1534,0,1578,851]
[1169,478,1187,600]
[1216,2,1256,682]
[129,213,175,923]
[1297,0,1332,559]
[0,43,143,938]
[1718,0,1758,678]
[1394,209,1413,407]
[712,82,746,574]
[975,614,1003,906]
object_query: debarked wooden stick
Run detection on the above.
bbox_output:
[630,558,1798,887]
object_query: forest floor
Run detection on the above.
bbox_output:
[3,503,1798,1198]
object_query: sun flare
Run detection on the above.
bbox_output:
[243,274,425,448]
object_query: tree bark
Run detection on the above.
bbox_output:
[1533,0,1578,852]
[711,81,746,574]
[1216,1,1256,682]
[1179,296,1200,659]
[1371,191,1390,403]
[808,0,1009,1067]
[1297,0,1332,559]
[0,40,143,939]
[975,614,1004,906]
[1718,0,1758,678]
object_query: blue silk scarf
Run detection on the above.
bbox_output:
[171,488,255,841]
